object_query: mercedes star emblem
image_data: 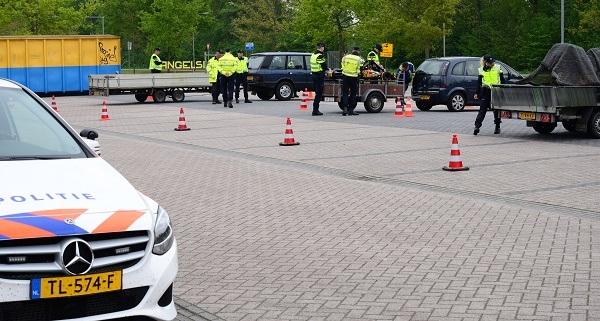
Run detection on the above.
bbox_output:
[61,239,94,275]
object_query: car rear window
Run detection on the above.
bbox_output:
[268,55,286,70]
[416,60,447,75]
[0,87,85,159]
[465,60,480,76]
[287,56,304,70]
[248,55,265,70]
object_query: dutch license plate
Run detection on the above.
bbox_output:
[420,95,430,100]
[31,271,122,299]
[518,112,536,121]
[324,97,335,102]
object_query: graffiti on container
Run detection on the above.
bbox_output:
[98,42,118,65]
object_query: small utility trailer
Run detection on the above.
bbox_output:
[322,79,405,113]
[88,72,211,103]
[491,84,600,138]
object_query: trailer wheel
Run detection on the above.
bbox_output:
[562,120,578,132]
[135,93,147,103]
[152,90,167,103]
[172,89,185,102]
[532,122,557,135]
[256,90,274,101]
[364,92,385,113]
[588,110,600,138]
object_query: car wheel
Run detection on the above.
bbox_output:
[532,122,557,135]
[562,120,578,132]
[275,81,294,101]
[256,90,274,101]
[134,93,147,103]
[447,92,466,111]
[153,89,167,103]
[416,101,433,111]
[588,110,600,138]
[364,92,385,113]
[172,89,185,102]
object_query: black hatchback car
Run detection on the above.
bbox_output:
[247,52,313,101]
[412,57,523,111]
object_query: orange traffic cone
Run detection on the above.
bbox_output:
[394,97,404,118]
[99,99,110,121]
[279,117,300,146]
[147,92,154,103]
[174,107,191,131]
[51,95,59,112]
[307,88,314,100]
[443,134,469,171]
[404,96,414,117]
[298,92,308,111]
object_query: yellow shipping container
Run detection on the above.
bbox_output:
[0,35,121,93]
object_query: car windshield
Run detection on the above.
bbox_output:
[0,87,85,160]
[417,60,447,75]
[248,56,265,70]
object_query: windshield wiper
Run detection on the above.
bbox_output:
[0,156,72,161]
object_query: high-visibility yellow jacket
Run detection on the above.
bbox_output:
[342,54,362,77]
[218,53,238,77]
[206,57,219,83]
[236,56,249,73]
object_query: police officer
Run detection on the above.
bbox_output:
[474,55,505,135]
[366,44,384,73]
[218,49,238,108]
[234,50,252,104]
[310,43,327,116]
[340,47,363,116]
[207,50,222,104]
[149,47,163,73]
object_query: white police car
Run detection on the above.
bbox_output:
[0,78,178,320]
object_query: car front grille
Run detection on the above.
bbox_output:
[0,286,149,321]
[0,231,149,279]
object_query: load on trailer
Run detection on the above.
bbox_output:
[491,44,600,138]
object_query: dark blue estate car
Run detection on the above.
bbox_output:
[247,52,313,101]
[412,57,523,111]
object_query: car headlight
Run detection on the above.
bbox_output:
[153,206,174,255]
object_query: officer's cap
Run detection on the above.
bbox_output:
[317,42,325,48]
[237,50,244,54]
[483,54,495,63]
[154,47,161,51]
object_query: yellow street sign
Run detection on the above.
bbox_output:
[381,43,393,58]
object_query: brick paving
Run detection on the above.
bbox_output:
[51,95,600,320]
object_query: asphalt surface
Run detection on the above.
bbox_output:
[49,93,600,321]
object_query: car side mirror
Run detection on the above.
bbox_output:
[79,129,99,140]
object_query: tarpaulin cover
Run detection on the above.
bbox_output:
[519,43,600,86]
[587,48,600,80]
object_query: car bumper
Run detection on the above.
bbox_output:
[412,90,445,104]
[0,240,178,321]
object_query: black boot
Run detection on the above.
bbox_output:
[212,101,218,104]
[473,127,480,135]
[244,99,252,103]
[494,124,501,134]
[235,98,239,104]
[312,110,323,116]
[228,101,234,108]
[349,109,359,116]
[342,107,348,116]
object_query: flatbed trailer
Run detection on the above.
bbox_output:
[88,72,211,103]
[491,84,600,138]
[322,79,405,113]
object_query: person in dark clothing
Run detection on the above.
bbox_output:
[474,55,505,135]
[397,62,412,92]
[310,43,328,116]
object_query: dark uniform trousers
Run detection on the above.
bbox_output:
[341,75,359,111]
[211,76,221,102]
[312,72,325,112]
[475,87,501,128]
[220,74,235,103]
[234,72,249,101]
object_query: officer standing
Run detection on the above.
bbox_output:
[234,50,252,104]
[366,44,384,72]
[149,47,163,73]
[207,50,222,104]
[340,47,362,116]
[474,55,505,135]
[218,49,238,108]
[310,43,327,116]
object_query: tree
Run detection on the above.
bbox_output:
[0,0,91,35]
[232,0,292,51]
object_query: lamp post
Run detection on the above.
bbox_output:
[87,16,105,35]
[560,0,565,43]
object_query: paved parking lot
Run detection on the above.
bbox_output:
[50,94,600,321]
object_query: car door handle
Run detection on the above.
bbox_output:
[288,72,293,75]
